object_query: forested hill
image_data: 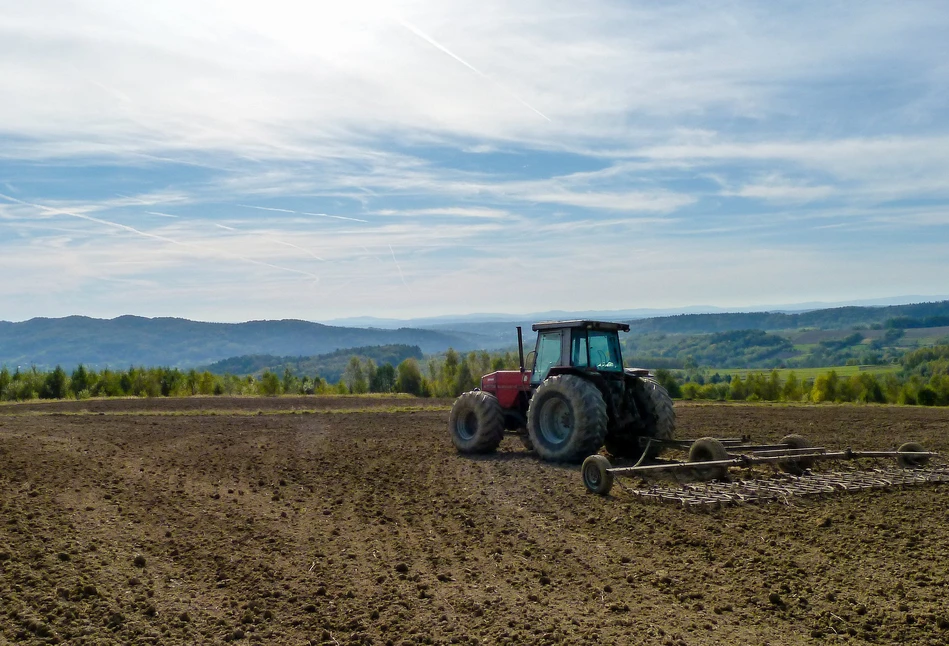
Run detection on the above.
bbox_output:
[203,344,424,382]
[0,316,490,370]
[625,301,949,334]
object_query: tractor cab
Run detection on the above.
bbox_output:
[529,320,628,384]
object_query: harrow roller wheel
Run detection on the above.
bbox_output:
[582,455,614,495]
[896,442,929,468]
[448,391,504,454]
[778,434,814,475]
[688,437,729,481]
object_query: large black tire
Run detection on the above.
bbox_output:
[896,442,929,468]
[448,391,504,454]
[778,434,814,475]
[527,375,608,463]
[638,377,676,441]
[688,437,730,481]
[605,377,676,460]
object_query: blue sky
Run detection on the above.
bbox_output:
[2,0,948,322]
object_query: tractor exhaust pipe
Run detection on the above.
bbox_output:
[516,326,525,372]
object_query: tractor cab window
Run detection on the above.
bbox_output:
[571,333,589,367]
[531,331,563,384]
[574,329,622,372]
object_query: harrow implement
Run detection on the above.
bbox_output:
[581,435,945,506]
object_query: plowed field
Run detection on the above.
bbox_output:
[1,398,948,645]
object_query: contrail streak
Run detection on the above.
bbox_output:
[0,192,320,281]
[237,204,295,214]
[393,16,551,123]
[302,211,369,223]
[238,204,369,223]
[389,244,408,288]
[271,239,327,262]
[216,219,328,261]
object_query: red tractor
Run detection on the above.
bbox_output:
[448,321,675,463]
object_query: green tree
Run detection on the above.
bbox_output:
[727,375,747,401]
[198,371,216,395]
[917,386,938,406]
[282,367,301,394]
[781,371,803,402]
[343,356,368,394]
[453,359,475,396]
[160,368,184,397]
[95,369,124,397]
[41,366,69,399]
[396,358,424,396]
[810,371,839,403]
[653,369,682,399]
[259,371,282,396]
[371,363,396,393]
[365,359,378,392]
[70,364,91,397]
[185,369,199,396]
[852,373,885,403]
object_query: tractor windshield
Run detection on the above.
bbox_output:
[572,329,623,372]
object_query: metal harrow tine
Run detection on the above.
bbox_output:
[620,466,949,507]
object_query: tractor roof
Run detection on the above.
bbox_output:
[531,320,631,333]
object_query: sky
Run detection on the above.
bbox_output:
[2,0,948,323]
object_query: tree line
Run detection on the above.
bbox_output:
[660,344,949,406]
[0,348,522,402]
[663,369,949,406]
[1,344,947,407]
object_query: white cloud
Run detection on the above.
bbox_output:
[3,1,946,156]
[2,1,949,320]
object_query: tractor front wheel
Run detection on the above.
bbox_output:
[527,375,607,463]
[448,391,504,454]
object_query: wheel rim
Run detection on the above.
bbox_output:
[457,410,479,441]
[583,462,602,488]
[538,396,572,444]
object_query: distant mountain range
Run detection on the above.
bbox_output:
[322,295,949,329]
[2,298,948,371]
[0,316,493,370]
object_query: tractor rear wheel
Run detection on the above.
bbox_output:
[605,377,676,460]
[637,377,676,442]
[448,391,504,454]
[527,375,608,463]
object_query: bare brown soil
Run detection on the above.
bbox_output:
[1,399,948,645]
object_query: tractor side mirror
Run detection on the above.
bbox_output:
[524,351,536,371]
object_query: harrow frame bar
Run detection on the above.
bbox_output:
[610,448,937,476]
